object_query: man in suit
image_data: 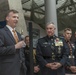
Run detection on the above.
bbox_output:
[36,22,68,75]
[0,9,27,75]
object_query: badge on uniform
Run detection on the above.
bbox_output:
[43,42,48,47]
[43,42,48,44]
[68,55,75,58]
[55,38,63,54]
[58,46,61,54]
[52,52,55,60]
[51,43,55,50]
[55,38,63,46]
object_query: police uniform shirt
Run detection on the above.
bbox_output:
[63,40,76,74]
[36,35,68,75]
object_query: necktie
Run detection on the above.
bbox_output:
[68,42,72,56]
[12,30,19,43]
[68,41,74,65]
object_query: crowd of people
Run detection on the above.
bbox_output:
[0,9,76,75]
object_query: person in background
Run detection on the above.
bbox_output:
[63,28,76,75]
[73,31,76,45]
[36,22,68,75]
[24,35,40,75]
[0,9,26,75]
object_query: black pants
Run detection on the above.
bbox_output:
[20,63,27,75]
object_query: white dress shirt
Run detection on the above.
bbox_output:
[6,25,16,37]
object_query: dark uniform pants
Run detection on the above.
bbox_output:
[40,66,65,75]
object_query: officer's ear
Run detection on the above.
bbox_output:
[6,16,9,21]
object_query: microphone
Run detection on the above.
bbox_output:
[21,34,26,47]
[21,34,25,40]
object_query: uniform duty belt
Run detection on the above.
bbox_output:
[43,56,62,59]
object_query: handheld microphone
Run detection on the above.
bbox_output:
[21,34,26,47]
[21,34,25,40]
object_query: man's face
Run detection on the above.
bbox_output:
[74,32,76,38]
[46,24,56,37]
[64,30,72,41]
[25,37,29,46]
[6,12,19,28]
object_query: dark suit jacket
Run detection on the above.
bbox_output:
[0,26,26,75]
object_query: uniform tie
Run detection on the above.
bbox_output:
[68,41,74,65]
[68,42,72,56]
[12,30,19,43]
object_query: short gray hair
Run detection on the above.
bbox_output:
[45,22,55,28]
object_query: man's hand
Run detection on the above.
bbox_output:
[46,62,62,70]
[34,66,40,73]
[45,63,54,68]
[51,62,62,70]
[15,41,26,49]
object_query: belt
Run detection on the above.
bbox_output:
[43,56,62,59]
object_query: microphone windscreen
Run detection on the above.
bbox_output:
[21,35,25,40]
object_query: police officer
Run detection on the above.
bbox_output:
[24,36,40,75]
[36,22,68,75]
[63,28,76,74]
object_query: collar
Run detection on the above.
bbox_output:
[6,25,15,32]
[46,35,56,39]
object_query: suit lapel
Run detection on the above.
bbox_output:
[4,26,16,44]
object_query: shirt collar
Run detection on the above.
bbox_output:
[6,25,15,32]
[46,35,56,39]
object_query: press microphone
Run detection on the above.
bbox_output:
[21,34,25,40]
[21,34,26,47]
[20,29,25,40]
